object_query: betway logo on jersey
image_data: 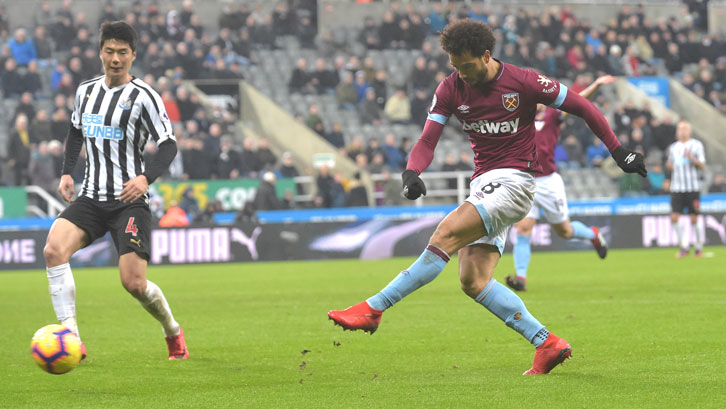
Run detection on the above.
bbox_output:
[82,113,124,140]
[461,118,520,134]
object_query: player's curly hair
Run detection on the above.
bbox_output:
[439,19,496,57]
[99,21,138,52]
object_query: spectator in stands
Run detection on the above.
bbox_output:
[162,90,182,123]
[370,69,389,109]
[315,164,335,208]
[2,58,24,97]
[645,162,666,195]
[441,152,459,190]
[381,133,404,171]
[277,152,299,179]
[288,57,315,94]
[297,15,317,50]
[14,92,37,123]
[324,122,346,150]
[410,88,431,126]
[555,136,579,169]
[709,174,726,193]
[335,71,358,110]
[378,11,402,49]
[217,135,241,179]
[586,136,610,167]
[355,152,370,173]
[29,140,57,194]
[256,138,277,171]
[253,171,281,210]
[369,152,387,174]
[358,16,380,50]
[179,187,201,221]
[7,114,35,186]
[346,172,369,207]
[159,204,190,227]
[305,103,325,136]
[239,137,260,178]
[651,115,676,153]
[32,109,51,142]
[353,70,371,103]
[20,59,43,97]
[410,56,435,92]
[345,135,365,161]
[182,138,212,180]
[8,28,37,67]
[358,88,383,126]
[173,87,194,120]
[311,58,338,94]
[384,87,412,124]
[32,26,52,65]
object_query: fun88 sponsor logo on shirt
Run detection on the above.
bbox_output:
[82,113,124,140]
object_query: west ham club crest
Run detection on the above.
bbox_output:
[502,92,519,112]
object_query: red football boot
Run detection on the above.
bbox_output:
[591,227,608,259]
[676,248,689,259]
[523,333,572,375]
[80,342,87,362]
[166,327,189,360]
[328,301,383,334]
[505,275,527,292]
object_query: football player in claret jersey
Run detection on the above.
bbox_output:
[329,19,646,375]
[44,21,188,361]
[506,75,616,292]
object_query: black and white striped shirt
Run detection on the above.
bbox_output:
[668,138,706,193]
[71,76,174,201]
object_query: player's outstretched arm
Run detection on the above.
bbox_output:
[561,75,616,119]
[558,91,647,177]
[401,119,445,200]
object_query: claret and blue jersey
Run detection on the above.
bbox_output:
[427,59,568,178]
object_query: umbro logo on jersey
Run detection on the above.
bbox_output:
[625,153,636,164]
[457,104,470,113]
[118,98,133,110]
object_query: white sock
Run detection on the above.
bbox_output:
[138,280,180,337]
[672,222,687,249]
[693,222,703,250]
[46,263,80,340]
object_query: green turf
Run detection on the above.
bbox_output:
[1,247,725,408]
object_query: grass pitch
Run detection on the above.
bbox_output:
[1,247,725,408]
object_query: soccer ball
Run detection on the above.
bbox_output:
[30,324,82,374]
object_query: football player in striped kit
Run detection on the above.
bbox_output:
[667,120,706,257]
[44,21,188,361]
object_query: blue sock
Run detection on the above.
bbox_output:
[513,234,531,278]
[367,245,450,311]
[475,279,548,347]
[570,221,595,240]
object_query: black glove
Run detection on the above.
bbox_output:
[612,146,647,177]
[401,169,427,200]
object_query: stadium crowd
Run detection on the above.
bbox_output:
[0,0,724,221]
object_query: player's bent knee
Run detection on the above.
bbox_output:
[459,277,486,299]
[122,278,147,299]
[43,242,69,265]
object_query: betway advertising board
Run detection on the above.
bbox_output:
[2,213,724,271]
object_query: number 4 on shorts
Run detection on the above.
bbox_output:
[125,217,139,237]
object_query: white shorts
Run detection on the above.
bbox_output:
[526,172,569,224]
[465,168,535,254]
